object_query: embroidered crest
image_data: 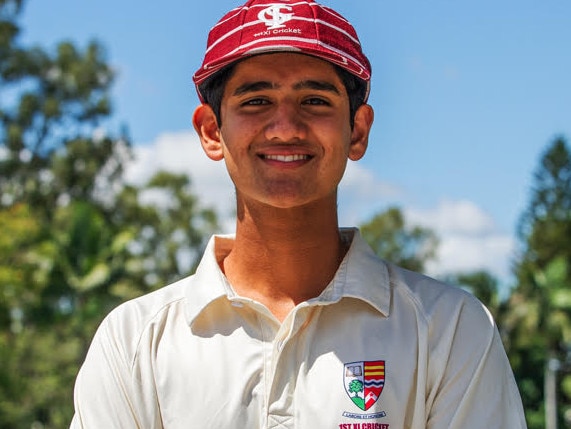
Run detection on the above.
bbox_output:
[258,4,294,29]
[344,360,385,411]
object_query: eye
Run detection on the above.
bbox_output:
[241,98,270,107]
[303,97,330,106]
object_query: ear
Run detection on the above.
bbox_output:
[192,104,224,161]
[348,104,374,161]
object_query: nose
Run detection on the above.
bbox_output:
[264,101,307,142]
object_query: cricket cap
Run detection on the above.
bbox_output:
[193,0,371,102]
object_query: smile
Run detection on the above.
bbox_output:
[262,154,312,162]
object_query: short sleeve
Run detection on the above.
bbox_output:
[70,312,161,429]
[426,298,526,428]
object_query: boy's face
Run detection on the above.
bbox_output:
[195,52,372,211]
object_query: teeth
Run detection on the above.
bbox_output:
[264,154,309,162]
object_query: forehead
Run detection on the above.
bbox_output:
[226,53,344,90]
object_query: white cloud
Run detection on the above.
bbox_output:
[338,161,403,226]
[405,200,515,281]
[138,188,176,209]
[124,131,236,231]
[406,199,495,236]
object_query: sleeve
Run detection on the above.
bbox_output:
[426,296,527,429]
[69,313,161,429]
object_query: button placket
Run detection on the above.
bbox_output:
[265,306,316,428]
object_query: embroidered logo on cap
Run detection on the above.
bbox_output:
[344,360,385,411]
[258,4,294,29]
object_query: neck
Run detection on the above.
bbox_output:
[222,196,348,321]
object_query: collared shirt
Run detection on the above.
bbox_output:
[70,229,526,429]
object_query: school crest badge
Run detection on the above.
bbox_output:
[344,360,385,411]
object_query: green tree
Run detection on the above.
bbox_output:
[504,137,571,428]
[444,270,502,318]
[348,379,364,397]
[347,379,365,410]
[0,1,218,426]
[1,0,119,213]
[359,206,438,272]
[111,171,218,290]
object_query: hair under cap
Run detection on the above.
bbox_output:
[193,0,372,102]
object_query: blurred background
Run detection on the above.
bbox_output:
[1,0,570,427]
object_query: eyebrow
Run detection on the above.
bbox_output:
[293,80,340,95]
[232,80,341,96]
[233,81,275,96]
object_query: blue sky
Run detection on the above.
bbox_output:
[17,0,571,284]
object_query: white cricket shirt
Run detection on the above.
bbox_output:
[71,229,526,428]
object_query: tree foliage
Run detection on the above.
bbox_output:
[504,137,571,428]
[348,379,364,396]
[0,2,218,426]
[445,270,503,318]
[359,206,438,272]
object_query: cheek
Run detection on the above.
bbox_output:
[217,131,254,182]
[220,117,262,147]
[318,123,353,157]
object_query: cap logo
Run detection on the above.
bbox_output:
[258,4,294,29]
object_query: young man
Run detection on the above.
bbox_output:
[70,1,526,428]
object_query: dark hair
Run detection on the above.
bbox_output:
[197,60,368,129]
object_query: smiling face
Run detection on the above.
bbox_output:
[193,53,373,211]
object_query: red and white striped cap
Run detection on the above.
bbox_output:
[193,0,371,101]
